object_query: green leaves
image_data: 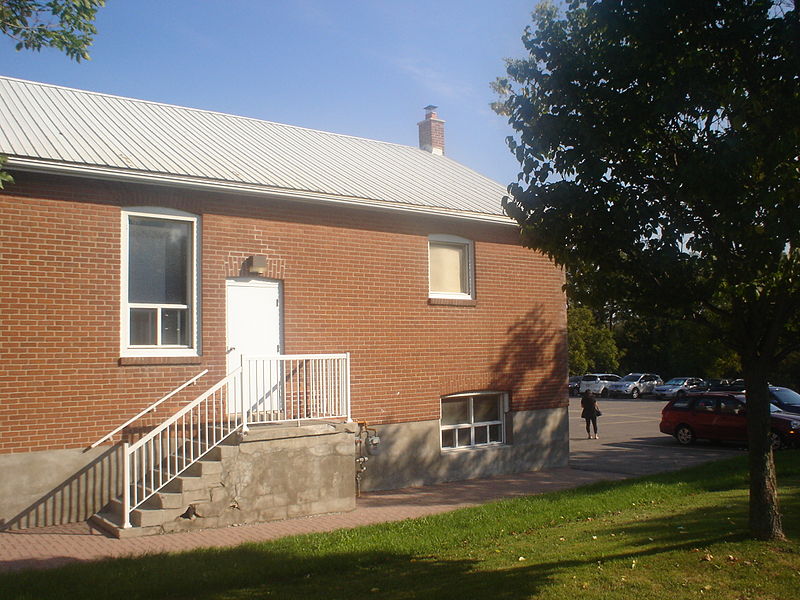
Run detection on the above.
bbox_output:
[0,154,13,189]
[0,0,105,61]
[496,0,800,365]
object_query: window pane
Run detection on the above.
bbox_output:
[129,217,191,304]
[456,427,472,447]
[473,395,500,422]
[161,308,188,345]
[130,308,156,345]
[441,429,456,448]
[475,426,488,444]
[442,399,470,425]
[430,242,468,294]
[489,424,502,442]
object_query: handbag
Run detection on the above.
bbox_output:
[596,409,602,417]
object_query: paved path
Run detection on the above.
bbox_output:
[0,397,737,573]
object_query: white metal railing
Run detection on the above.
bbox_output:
[90,369,208,449]
[242,354,351,424]
[121,367,244,528]
[118,353,350,528]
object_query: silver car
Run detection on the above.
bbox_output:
[578,373,621,397]
[652,377,707,400]
[607,373,663,398]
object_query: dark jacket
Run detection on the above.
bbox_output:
[581,395,599,419]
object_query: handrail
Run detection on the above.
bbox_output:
[89,369,208,448]
[127,367,242,453]
[121,367,244,528]
[116,354,350,529]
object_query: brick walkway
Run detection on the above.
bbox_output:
[0,467,625,573]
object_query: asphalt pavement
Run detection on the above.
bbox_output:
[569,394,745,476]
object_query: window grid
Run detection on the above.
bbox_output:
[441,393,504,449]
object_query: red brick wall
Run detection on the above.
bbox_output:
[0,172,567,453]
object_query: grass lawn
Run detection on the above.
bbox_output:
[2,452,799,600]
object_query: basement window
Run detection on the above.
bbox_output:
[428,234,474,300]
[121,208,200,357]
[440,392,506,449]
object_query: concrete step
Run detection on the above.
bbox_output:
[142,487,209,509]
[88,511,164,539]
[131,505,188,528]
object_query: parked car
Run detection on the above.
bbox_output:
[568,375,582,397]
[769,386,800,415]
[652,377,707,400]
[607,373,663,398]
[701,384,800,414]
[578,373,621,397]
[659,392,799,450]
[707,378,746,392]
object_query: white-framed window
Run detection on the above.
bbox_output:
[428,234,474,299]
[121,208,200,357]
[440,391,506,449]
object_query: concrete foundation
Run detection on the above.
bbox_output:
[0,445,124,530]
[2,408,567,531]
[357,407,569,492]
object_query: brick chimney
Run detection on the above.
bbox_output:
[418,105,445,155]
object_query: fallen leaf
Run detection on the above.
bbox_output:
[701,554,714,562]
[518,556,526,562]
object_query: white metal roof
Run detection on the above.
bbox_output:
[0,77,510,223]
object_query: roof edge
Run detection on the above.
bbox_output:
[6,157,516,226]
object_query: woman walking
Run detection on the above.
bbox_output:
[581,390,600,439]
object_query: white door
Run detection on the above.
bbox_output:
[226,278,282,415]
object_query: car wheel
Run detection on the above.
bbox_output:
[676,390,687,399]
[601,388,609,398]
[769,431,783,451]
[631,387,640,399]
[675,424,695,445]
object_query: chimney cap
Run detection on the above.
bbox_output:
[423,104,438,112]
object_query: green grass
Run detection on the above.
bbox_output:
[3,453,800,600]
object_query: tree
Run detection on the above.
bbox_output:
[1,0,105,61]
[495,0,800,540]
[568,305,620,375]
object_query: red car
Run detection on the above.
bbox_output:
[660,392,800,450]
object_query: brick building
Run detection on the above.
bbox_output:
[0,77,567,535]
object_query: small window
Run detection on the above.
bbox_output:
[122,209,199,356]
[441,392,505,449]
[428,234,474,299]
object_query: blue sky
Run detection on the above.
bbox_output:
[1,0,537,186]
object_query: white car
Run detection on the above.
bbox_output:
[607,373,663,399]
[652,377,707,399]
[578,373,621,397]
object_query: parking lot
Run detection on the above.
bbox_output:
[568,395,745,476]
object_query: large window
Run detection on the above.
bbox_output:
[122,209,199,355]
[441,392,506,449]
[428,234,474,299]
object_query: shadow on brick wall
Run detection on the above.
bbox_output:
[490,306,568,405]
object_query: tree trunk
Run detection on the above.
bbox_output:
[743,363,785,540]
